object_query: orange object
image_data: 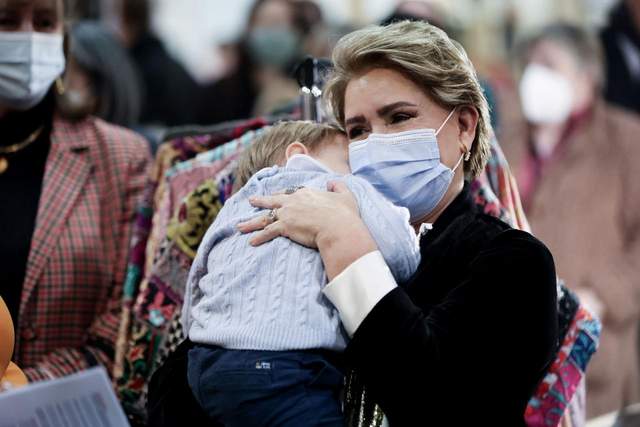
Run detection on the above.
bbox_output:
[0,297,27,389]
[3,362,27,388]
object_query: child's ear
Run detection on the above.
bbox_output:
[285,142,310,160]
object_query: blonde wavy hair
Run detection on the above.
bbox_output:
[325,20,492,179]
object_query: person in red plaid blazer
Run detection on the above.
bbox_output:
[0,0,150,381]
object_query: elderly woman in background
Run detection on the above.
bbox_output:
[501,23,640,418]
[240,20,559,425]
[0,0,149,381]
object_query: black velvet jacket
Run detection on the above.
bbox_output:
[344,184,559,426]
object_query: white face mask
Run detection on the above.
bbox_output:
[519,63,573,125]
[0,32,66,111]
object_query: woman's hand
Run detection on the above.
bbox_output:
[238,181,359,248]
[237,181,378,280]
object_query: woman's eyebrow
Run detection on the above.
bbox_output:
[345,115,366,126]
[34,1,58,14]
[377,101,417,116]
[34,7,57,17]
[3,0,30,8]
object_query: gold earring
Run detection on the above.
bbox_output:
[461,143,471,162]
[55,77,66,96]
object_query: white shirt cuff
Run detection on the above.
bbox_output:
[323,250,397,337]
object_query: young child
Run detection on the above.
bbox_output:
[182,121,420,427]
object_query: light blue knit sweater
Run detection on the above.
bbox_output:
[182,155,421,352]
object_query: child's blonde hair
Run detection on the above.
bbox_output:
[233,121,344,192]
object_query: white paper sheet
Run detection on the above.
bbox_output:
[0,367,130,427]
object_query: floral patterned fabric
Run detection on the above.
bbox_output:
[117,160,244,423]
[471,138,531,232]
[167,179,225,259]
[526,286,600,426]
[114,121,270,425]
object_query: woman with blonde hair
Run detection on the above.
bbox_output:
[239,20,559,425]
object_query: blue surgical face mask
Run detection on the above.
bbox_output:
[247,27,300,70]
[349,109,463,222]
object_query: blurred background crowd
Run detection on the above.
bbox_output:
[65,0,640,131]
[2,0,640,425]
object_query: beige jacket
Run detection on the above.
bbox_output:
[501,99,640,418]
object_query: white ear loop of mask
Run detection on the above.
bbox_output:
[435,108,457,137]
[434,108,466,173]
[452,149,465,173]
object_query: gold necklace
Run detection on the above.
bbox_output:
[0,125,45,175]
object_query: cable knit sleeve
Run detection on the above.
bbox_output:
[339,175,421,284]
[181,194,238,335]
[181,172,267,336]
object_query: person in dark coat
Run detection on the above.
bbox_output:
[118,0,198,126]
[601,0,640,115]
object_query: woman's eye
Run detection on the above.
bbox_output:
[348,127,365,139]
[0,15,19,29]
[35,18,56,31]
[390,112,413,124]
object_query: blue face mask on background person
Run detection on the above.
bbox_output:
[247,27,300,70]
[349,109,464,223]
[0,32,66,111]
